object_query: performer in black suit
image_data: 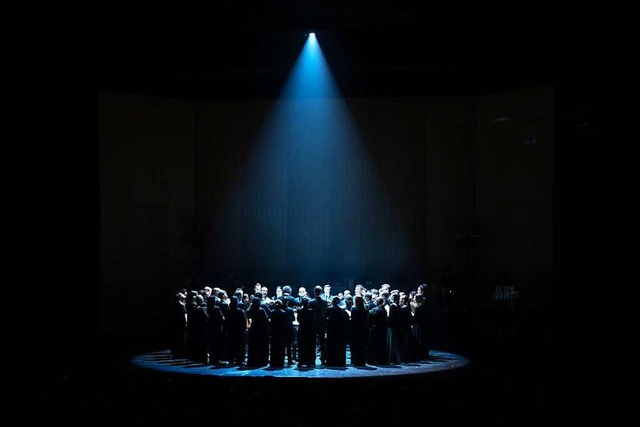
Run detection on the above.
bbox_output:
[269,299,288,368]
[321,283,333,303]
[224,295,247,366]
[187,295,209,364]
[281,295,296,365]
[325,296,349,367]
[412,294,432,360]
[308,285,328,365]
[246,294,270,367]
[387,292,402,364]
[296,297,316,367]
[399,293,419,362]
[349,295,369,366]
[206,295,225,365]
[168,290,187,358]
[368,296,389,365]
[292,286,309,308]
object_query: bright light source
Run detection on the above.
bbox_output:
[308,32,315,37]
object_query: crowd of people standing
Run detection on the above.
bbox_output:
[168,281,439,368]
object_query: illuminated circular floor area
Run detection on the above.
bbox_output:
[130,349,471,379]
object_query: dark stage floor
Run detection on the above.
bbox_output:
[7,330,637,426]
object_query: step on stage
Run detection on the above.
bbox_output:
[130,349,471,379]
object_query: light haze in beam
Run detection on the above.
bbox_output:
[280,33,341,100]
[230,32,412,283]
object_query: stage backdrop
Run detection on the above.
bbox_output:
[99,86,551,334]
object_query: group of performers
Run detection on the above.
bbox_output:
[168,281,436,368]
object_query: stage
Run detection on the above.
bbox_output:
[130,349,471,380]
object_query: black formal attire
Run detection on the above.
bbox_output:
[325,304,349,366]
[225,305,247,366]
[168,298,187,358]
[206,304,225,364]
[349,304,369,366]
[186,303,209,363]
[296,305,316,367]
[368,305,388,365]
[246,304,270,367]
[387,302,402,364]
[269,307,288,368]
[412,302,433,359]
[308,296,328,364]
[399,303,419,361]
[283,305,296,364]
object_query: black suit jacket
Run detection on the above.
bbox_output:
[308,296,328,333]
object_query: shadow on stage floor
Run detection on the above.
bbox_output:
[130,349,470,380]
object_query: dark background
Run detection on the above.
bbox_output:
[7,3,636,425]
[97,25,558,337]
[99,83,553,335]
